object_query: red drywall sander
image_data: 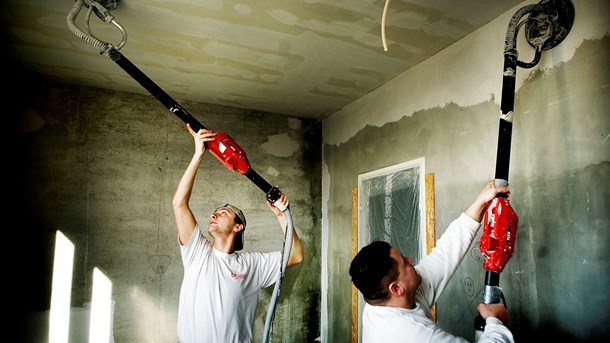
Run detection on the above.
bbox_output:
[207,132,251,175]
[66,0,283,206]
[474,0,574,339]
[474,180,518,337]
[479,192,518,275]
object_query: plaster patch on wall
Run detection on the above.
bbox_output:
[288,117,302,130]
[322,0,610,146]
[266,166,280,177]
[261,133,299,157]
[233,3,252,15]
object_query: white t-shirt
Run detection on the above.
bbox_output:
[177,224,282,343]
[362,213,515,343]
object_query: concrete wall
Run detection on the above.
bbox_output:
[322,0,609,342]
[11,81,322,342]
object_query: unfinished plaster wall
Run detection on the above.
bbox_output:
[322,0,609,342]
[11,80,321,342]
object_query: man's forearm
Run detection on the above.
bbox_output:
[173,152,204,206]
[464,199,487,223]
[287,230,304,267]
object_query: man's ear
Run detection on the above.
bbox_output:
[233,223,245,233]
[388,281,404,296]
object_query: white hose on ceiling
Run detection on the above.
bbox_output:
[381,0,391,51]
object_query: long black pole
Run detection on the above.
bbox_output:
[488,47,518,298]
[473,15,520,335]
[105,49,203,129]
[104,47,280,201]
[495,51,517,182]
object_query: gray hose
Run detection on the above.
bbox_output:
[67,0,127,54]
[262,208,294,343]
[504,4,538,53]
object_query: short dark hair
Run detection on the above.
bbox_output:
[349,241,398,304]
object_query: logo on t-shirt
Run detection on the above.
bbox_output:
[231,272,247,279]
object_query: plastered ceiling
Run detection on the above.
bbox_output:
[4,0,524,120]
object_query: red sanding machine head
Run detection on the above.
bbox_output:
[479,196,519,273]
[206,132,251,175]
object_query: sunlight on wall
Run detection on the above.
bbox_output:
[49,230,115,343]
[89,268,113,343]
[130,286,175,341]
[49,231,74,343]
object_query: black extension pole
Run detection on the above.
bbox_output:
[473,48,517,335]
[473,2,531,336]
[105,47,280,201]
[486,45,519,301]
[495,52,518,182]
[474,1,575,338]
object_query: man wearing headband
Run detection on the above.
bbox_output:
[172,124,304,343]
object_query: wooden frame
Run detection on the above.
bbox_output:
[351,172,436,341]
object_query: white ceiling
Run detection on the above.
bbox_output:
[4,0,524,120]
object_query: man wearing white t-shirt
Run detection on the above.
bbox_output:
[350,181,514,343]
[173,124,304,343]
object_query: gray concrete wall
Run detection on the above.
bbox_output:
[11,81,321,342]
[322,0,609,342]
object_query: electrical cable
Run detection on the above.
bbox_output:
[381,0,391,51]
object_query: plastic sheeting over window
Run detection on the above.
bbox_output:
[358,159,424,263]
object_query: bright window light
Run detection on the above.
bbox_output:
[89,267,113,343]
[49,230,75,343]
